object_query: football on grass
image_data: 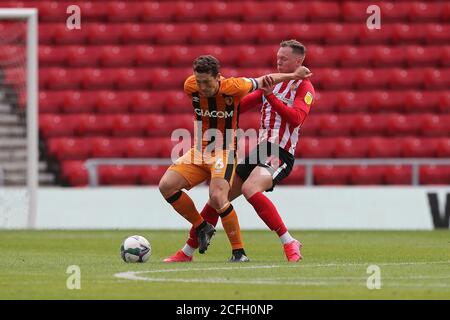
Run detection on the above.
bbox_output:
[120,235,151,263]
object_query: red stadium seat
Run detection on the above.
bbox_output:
[273,2,307,22]
[384,165,412,185]
[53,24,88,45]
[115,68,152,90]
[438,92,450,113]
[208,2,243,21]
[170,45,213,67]
[39,91,64,113]
[336,91,371,113]
[146,114,195,137]
[319,114,354,137]
[140,166,169,185]
[112,114,150,137]
[389,68,424,89]
[359,23,394,45]
[402,138,438,158]
[76,114,114,136]
[189,24,225,45]
[335,138,369,158]
[39,46,67,66]
[320,68,355,90]
[86,23,124,45]
[340,46,374,67]
[96,91,130,114]
[296,138,336,158]
[405,91,439,113]
[281,166,305,185]
[62,91,97,114]
[236,45,275,67]
[158,137,186,158]
[100,46,136,67]
[443,46,450,67]
[165,91,192,114]
[44,68,82,90]
[98,165,140,185]
[314,165,351,185]
[135,45,170,66]
[241,2,274,22]
[437,138,450,158]
[425,24,450,44]
[39,115,77,138]
[153,23,191,45]
[76,2,107,22]
[350,166,385,185]
[372,46,405,67]
[392,24,426,44]
[141,2,176,22]
[47,138,91,161]
[355,69,390,90]
[305,45,340,68]
[369,90,406,113]
[38,23,57,44]
[223,23,259,45]
[420,114,450,137]
[406,46,442,67]
[257,24,293,45]
[324,23,359,45]
[300,115,321,136]
[368,138,403,158]
[386,114,421,136]
[91,137,126,158]
[341,2,373,22]
[290,24,325,44]
[313,91,338,113]
[378,2,410,22]
[81,68,117,90]
[309,2,341,22]
[125,138,161,158]
[353,114,388,136]
[122,23,157,43]
[424,68,450,90]
[152,68,191,90]
[130,91,165,113]
[60,161,88,187]
[106,2,140,23]
[36,1,72,22]
[420,165,450,185]
[67,46,101,67]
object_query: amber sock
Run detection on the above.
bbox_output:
[219,203,244,250]
[165,191,203,228]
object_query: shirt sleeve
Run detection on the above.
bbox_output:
[265,81,315,127]
[240,89,264,114]
[184,75,197,94]
[221,77,258,97]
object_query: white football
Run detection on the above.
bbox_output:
[120,235,151,263]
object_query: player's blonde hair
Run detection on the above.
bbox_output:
[280,40,306,57]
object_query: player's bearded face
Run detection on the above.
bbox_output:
[194,72,220,97]
[276,47,302,73]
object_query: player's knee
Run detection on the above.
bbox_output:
[158,176,177,199]
[241,181,260,199]
[209,190,228,210]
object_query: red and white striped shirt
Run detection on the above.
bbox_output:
[240,79,315,155]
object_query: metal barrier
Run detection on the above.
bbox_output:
[85,158,450,187]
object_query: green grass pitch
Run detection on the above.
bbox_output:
[0,230,449,299]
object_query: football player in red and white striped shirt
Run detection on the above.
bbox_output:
[164,40,315,262]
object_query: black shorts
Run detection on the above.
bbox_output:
[235,140,295,192]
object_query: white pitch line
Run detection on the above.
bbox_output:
[114,260,450,287]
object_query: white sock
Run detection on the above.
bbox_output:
[279,231,295,245]
[181,244,196,257]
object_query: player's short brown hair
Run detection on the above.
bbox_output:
[280,40,306,57]
[193,55,220,77]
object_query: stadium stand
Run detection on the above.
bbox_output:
[0,0,448,186]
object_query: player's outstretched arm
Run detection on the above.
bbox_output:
[254,65,312,89]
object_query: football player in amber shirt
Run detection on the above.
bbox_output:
[158,55,312,260]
